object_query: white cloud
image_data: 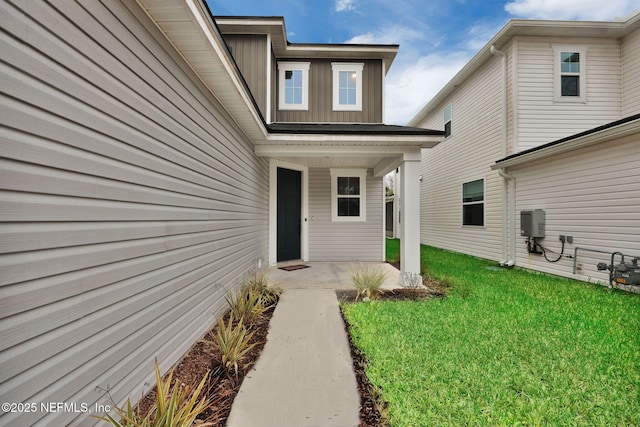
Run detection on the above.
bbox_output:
[384,52,470,125]
[505,0,638,20]
[335,0,357,12]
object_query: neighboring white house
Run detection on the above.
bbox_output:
[0,1,442,425]
[410,13,640,288]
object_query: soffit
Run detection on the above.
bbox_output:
[136,0,268,143]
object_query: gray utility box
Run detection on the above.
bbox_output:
[521,209,546,238]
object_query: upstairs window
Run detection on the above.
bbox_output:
[462,179,484,226]
[444,104,452,137]
[330,169,367,222]
[332,63,363,111]
[554,46,586,102]
[278,62,310,110]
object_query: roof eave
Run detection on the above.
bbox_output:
[408,12,640,127]
[491,115,640,169]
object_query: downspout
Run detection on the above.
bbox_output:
[490,45,515,266]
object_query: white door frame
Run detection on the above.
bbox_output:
[269,159,309,266]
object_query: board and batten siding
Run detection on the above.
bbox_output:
[308,169,383,261]
[276,59,383,123]
[515,37,622,151]
[223,34,268,119]
[510,137,640,285]
[417,54,505,261]
[622,27,640,117]
[0,1,268,426]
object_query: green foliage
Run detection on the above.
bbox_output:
[385,238,400,264]
[246,272,282,306]
[203,315,256,377]
[225,285,269,324]
[96,361,212,427]
[342,243,640,426]
[351,264,387,301]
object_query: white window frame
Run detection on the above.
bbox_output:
[278,62,310,110]
[553,46,586,103]
[332,63,364,111]
[462,178,484,227]
[330,168,367,222]
[444,104,452,137]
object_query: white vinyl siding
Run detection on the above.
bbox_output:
[511,138,640,285]
[309,168,382,261]
[622,28,640,117]
[0,2,268,426]
[417,54,504,261]
[516,37,622,151]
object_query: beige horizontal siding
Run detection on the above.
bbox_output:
[516,37,622,151]
[308,168,383,261]
[511,138,640,284]
[417,53,505,261]
[622,28,640,116]
[0,1,267,425]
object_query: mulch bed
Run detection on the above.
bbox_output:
[132,268,447,427]
[134,307,275,426]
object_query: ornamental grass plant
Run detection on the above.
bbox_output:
[97,361,213,427]
[351,263,387,301]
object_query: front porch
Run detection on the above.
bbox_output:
[266,261,402,290]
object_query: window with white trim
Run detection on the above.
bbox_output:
[554,46,586,102]
[330,169,367,222]
[462,179,484,226]
[278,62,310,110]
[332,63,363,111]
[444,104,452,137]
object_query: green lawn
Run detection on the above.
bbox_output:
[343,240,640,426]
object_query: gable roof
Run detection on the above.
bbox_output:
[409,12,640,127]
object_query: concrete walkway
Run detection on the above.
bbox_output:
[226,262,400,427]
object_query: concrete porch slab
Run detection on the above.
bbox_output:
[266,262,401,291]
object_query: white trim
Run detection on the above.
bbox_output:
[332,63,364,111]
[330,168,367,222]
[444,103,452,137]
[278,62,310,110]
[462,178,486,227]
[269,159,309,266]
[553,45,587,103]
[381,59,386,123]
[266,33,272,123]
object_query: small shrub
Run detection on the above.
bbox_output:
[96,360,212,427]
[226,285,269,324]
[351,264,387,302]
[246,272,282,306]
[203,314,256,377]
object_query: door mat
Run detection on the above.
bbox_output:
[278,264,310,272]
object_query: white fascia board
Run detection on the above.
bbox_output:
[255,144,422,158]
[491,119,640,170]
[140,0,268,142]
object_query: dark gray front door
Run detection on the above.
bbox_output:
[277,167,301,262]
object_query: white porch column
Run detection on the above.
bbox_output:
[400,152,421,275]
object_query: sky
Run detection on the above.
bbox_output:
[209,0,638,125]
